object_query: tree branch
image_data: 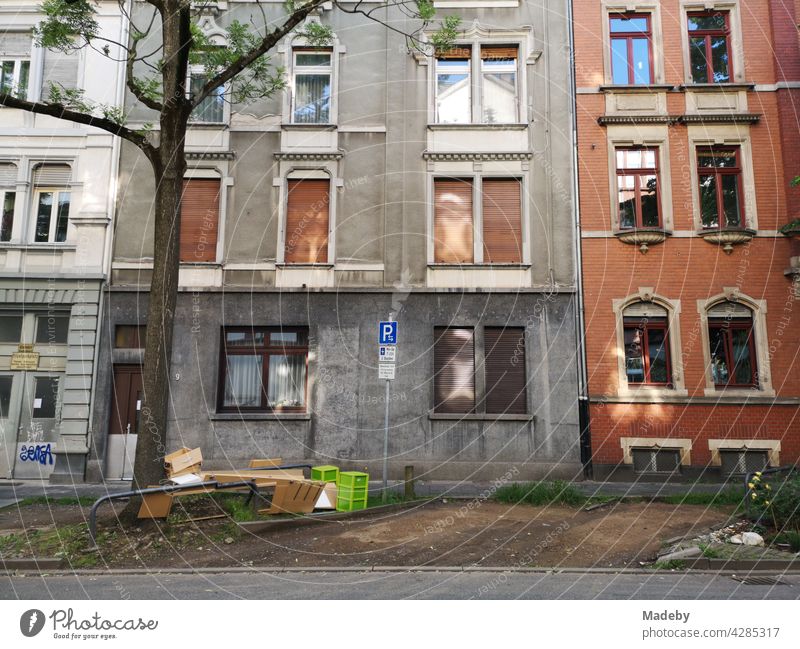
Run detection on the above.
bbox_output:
[191,0,327,108]
[127,44,164,111]
[0,93,157,161]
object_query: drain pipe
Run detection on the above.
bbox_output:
[566,0,592,479]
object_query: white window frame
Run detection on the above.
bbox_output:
[480,50,519,124]
[291,49,333,125]
[697,289,773,397]
[0,187,16,242]
[187,66,229,125]
[30,187,71,244]
[433,45,523,125]
[612,288,687,397]
[0,57,31,100]
[427,173,530,266]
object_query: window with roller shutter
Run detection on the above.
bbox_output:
[284,178,330,264]
[434,178,473,263]
[484,327,526,414]
[482,178,522,263]
[180,179,220,262]
[433,327,475,414]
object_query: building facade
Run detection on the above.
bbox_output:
[86,1,583,482]
[0,2,126,481]
[574,0,800,479]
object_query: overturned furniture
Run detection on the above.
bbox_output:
[137,447,324,519]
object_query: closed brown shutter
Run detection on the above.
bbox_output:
[480,45,519,60]
[434,179,474,263]
[436,45,472,60]
[484,328,527,414]
[180,179,219,262]
[433,327,475,414]
[482,178,522,263]
[285,179,330,264]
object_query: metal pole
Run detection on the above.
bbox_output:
[382,377,390,503]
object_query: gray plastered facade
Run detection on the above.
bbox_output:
[87,0,581,482]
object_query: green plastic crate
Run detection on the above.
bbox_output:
[337,485,368,501]
[338,471,369,489]
[336,496,368,512]
[311,465,339,483]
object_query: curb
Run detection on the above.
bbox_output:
[0,558,64,570]
[2,565,800,577]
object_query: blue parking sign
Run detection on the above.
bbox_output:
[379,321,397,345]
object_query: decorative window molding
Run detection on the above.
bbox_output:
[188,15,230,125]
[601,2,665,86]
[679,1,746,85]
[696,288,774,396]
[708,439,780,467]
[620,437,693,465]
[606,125,673,234]
[612,288,686,396]
[687,124,757,231]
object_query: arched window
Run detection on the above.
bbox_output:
[707,301,757,387]
[623,301,672,386]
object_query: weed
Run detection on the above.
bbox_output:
[699,543,722,559]
[774,530,800,553]
[660,487,743,508]
[650,559,687,570]
[494,481,586,507]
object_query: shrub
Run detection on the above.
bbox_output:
[749,472,800,532]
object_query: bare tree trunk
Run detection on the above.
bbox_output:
[119,0,192,522]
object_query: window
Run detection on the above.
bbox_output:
[435,46,472,124]
[31,164,71,243]
[480,46,518,123]
[218,327,308,412]
[32,376,59,419]
[433,326,528,415]
[707,301,757,388]
[115,325,146,349]
[623,302,672,386]
[616,148,660,229]
[482,179,523,263]
[0,162,15,242]
[433,177,523,264]
[433,327,475,413]
[609,13,652,85]
[0,376,11,418]
[35,315,69,344]
[0,54,31,100]
[434,178,473,263]
[688,11,731,83]
[484,328,526,414]
[697,146,743,229]
[435,45,520,124]
[0,315,22,343]
[632,448,681,474]
[189,71,225,123]
[284,178,330,264]
[180,178,220,262]
[292,49,332,124]
[720,449,768,476]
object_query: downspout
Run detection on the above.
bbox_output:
[566,0,592,479]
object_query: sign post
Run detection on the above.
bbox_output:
[378,317,397,503]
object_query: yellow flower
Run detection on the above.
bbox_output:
[748,482,755,489]
[751,493,758,500]
[755,472,762,477]
[765,484,772,490]
[765,501,770,506]
[753,475,761,482]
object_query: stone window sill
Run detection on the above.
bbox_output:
[209,412,311,421]
[678,82,755,92]
[428,263,531,269]
[427,123,529,130]
[429,412,533,422]
[599,84,674,93]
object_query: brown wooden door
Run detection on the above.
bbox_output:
[109,365,142,436]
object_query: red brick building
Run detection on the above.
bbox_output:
[574,0,800,479]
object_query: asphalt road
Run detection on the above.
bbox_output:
[1,570,798,599]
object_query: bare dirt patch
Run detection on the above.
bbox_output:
[0,498,734,569]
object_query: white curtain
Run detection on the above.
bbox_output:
[223,355,262,408]
[267,354,306,408]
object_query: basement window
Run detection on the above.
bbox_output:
[632,448,681,474]
[720,449,769,477]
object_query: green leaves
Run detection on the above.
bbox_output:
[34,0,99,52]
[430,15,461,52]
